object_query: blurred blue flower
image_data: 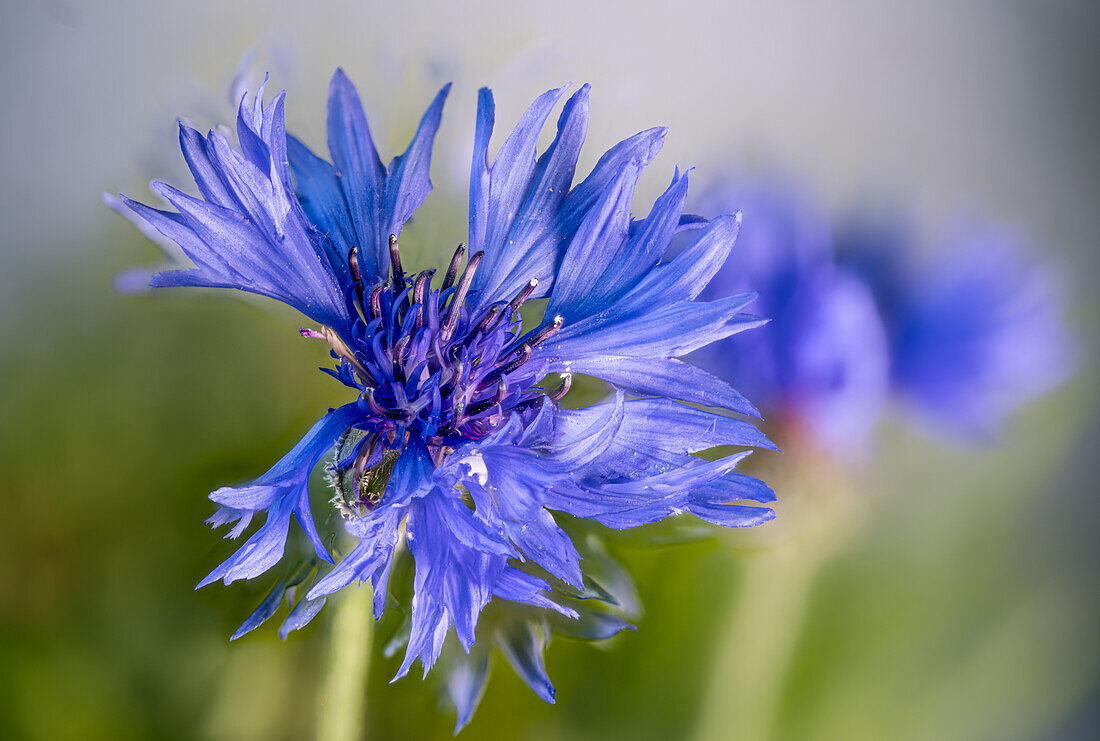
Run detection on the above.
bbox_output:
[837,215,1074,436]
[114,70,777,721]
[689,178,890,458]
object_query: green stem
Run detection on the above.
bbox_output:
[694,451,862,741]
[317,582,374,741]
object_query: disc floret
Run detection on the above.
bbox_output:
[306,235,564,477]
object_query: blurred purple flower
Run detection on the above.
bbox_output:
[689,178,890,459]
[838,216,1074,436]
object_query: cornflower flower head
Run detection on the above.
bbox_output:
[113,69,777,725]
[837,214,1074,436]
[688,178,890,459]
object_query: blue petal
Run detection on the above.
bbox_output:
[384,83,451,246]
[279,594,328,639]
[467,87,667,311]
[544,160,640,320]
[397,490,514,678]
[469,85,568,288]
[474,86,590,305]
[562,397,776,454]
[533,213,763,411]
[120,88,351,332]
[286,134,356,284]
[547,169,688,320]
[231,579,288,640]
[496,619,555,704]
[198,403,361,588]
[545,295,764,364]
[307,438,436,607]
[313,70,451,284]
[325,68,386,274]
[446,649,491,734]
[556,355,760,417]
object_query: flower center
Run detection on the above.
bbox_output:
[308,235,569,455]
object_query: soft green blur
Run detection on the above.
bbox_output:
[0,211,1095,741]
[2,2,1099,740]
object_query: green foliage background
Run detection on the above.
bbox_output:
[0,222,1095,739]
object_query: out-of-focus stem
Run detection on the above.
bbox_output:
[694,447,863,741]
[316,582,374,741]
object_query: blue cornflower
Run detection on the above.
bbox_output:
[837,214,1073,436]
[688,178,890,458]
[115,70,776,722]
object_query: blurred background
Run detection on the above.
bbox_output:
[1,1,1097,739]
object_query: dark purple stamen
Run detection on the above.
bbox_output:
[413,271,433,307]
[365,388,404,420]
[471,306,500,337]
[480,343,533,389]
[508,278,538,315]
[465,377,507,417]
[392,335,410,383]
[527,315,564,347]
[368,285,384,320]
[547,373,572,401]
[389,234,405,294]
[441,243,466,291]
[441,251,484,339]
[348,246,365,306]
[439,358,464,396]
[315,238,575,455]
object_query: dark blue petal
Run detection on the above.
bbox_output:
[467,92,667,311]
[470,85,590,309]
[279,594,328,639]
[469,85,568,288]
[685,501,776,528]
[120,88,351,332]
[198,403,361,587]
[383,83,451,244]
[231,579,288,640]
[547,169,688,320]
[555,355,760,417]
[545,160,640,319]
[545,296,764,361]
[287,134,356,284]
[496,619,555,704]
[326,68,386,275]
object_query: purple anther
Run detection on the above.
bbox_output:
[368,285,384,320]
[466,378,508,417]
[480,343,532,388]
[441,251,484,339]
[471,306,500,337]
[364,388,404,421]
[348,246,364,296]
[392,335,410,383]
[388,234,405,294]
[304,326,374,383]
[441,243,466,291]
[508,278,539,315]
[413,271,433,307]
[528,315,564,347]
[439,358,464,396]
[547,372,572,402]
